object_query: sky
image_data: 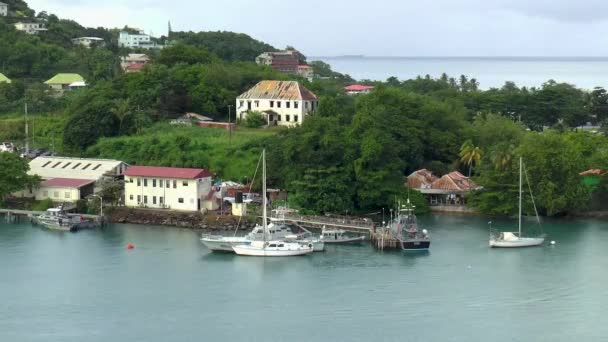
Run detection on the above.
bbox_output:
[27,0,608,57]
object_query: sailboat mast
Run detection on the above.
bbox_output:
[262,149,267,243]
[518,156,522,236]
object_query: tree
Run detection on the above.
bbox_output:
[459,140,482,177]
[97,178,123,206]
[111,99,131,135]
[157,43,217,67]
[243,111,266,128]
[0,153,40,202]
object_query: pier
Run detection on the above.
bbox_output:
[369,227,400,250]
[0,208,102,226]
[279,213,374,234]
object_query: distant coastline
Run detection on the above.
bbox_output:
[311,56,608,61]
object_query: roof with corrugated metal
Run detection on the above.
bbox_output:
[40,178,95,188]
[44,73,84,85]
[29,156,127,181]
[123,166,213,179]
[407,169,438,189]
[431,171,480,191]
[237,81,318,101]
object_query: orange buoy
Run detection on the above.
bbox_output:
[127,244,134,250]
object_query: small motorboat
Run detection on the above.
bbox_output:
[320,227,366,244]
[33,207,77,232]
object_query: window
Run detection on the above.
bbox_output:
[286,115,291,122]
[270,101,274,108]
[62,162,71,169]
[305,102,309,109]
[294,102,299,109]
[43,191,48,197]
[286,102,290,108]
[159,197,164,205]
[152,179,156,187]
[65,192,71,199]
[137,178,141,186]
[269,244,277,248]
[277,101,281,108]
[72,163,82,169]
[166,181,170,188]
[137,195,141,203]
[143,196,148,204]
[129,195,133,200]
[178,198,184,203]
[254,100,259,107]
[159,180,163,187]
[53,191,59,198]
[143,179,148,187]
[82,163,92,170]
[173,180,177,188]
[182,181,188,186]
[294,115,298,122]
[278,115,281,121]
[153,196,157,205]
[239,100,244,107]
[42,161,52,167]
[52,162,61,168]
[92,164,102,170]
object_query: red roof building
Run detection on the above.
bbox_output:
[124,166,213,179]
[40,178,95,188]
[125,63,146,73]
[345,84,375,94]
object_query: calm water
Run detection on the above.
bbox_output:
[314,56,608,90]
[1,216,607,341]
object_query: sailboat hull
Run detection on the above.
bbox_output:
[232,245,313,256]
[489,237,545,248]
[200,237,250,252]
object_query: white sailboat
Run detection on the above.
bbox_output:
[232,149,313,257]
[489,157,545,248]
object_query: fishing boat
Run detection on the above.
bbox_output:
[489,157,545,248]
[33,207,77,231]
[388,199,430,251]
[319,227,366,244]
[232,149,313,257]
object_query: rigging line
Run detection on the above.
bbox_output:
[523,161,542,228]
[232,151,263,237]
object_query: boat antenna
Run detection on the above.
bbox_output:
[262,149,267,244]
[523,160,542,228]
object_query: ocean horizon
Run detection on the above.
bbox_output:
[311,56,608,90]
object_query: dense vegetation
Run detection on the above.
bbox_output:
[2,1,608,216]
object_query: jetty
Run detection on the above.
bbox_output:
[369,227,400,250]
[277,213,374,234]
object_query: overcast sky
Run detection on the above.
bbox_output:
[28,0,608,57]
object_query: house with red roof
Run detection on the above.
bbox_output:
[256,50,307,74]
[344,84,375,95]
[123,166,215,211]
[407,170,482,207]
[236,80,318,127]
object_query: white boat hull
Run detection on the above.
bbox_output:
[200,236,249,252]
[489,237,545,248]
[232,241,313,257]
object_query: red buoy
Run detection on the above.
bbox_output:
[127,244,134,250]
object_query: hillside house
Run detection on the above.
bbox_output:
[0,2,7,16]
[0,73,11,84]
[236,80,318,127]
[14,22,47,34]
[120,53,150,71]
[71,37,105,48]
[297,65,313,80]
[124,166,214,211]
[345,84,375,95]
[408,170,482,206]
[44,73,85,95]
[256,50,310,75]
[118,31,163,49]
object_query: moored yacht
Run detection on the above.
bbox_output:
[33,207,77,231]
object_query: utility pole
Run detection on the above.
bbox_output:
[228,104,233,145]
[24,102,29,155]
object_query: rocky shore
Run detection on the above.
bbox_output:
[108,208,259,231]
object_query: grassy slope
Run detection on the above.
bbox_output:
[86,123,280,181]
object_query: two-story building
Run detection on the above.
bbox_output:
[14,22,47,34]
[71,37,105,48]
[0,2,8,16]
[118,31,163,49]
[123,166,214,212]
[236,80,319,127]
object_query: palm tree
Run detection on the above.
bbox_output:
[490,143,514,171]
[459,140,482,177]
[111,99,131,135]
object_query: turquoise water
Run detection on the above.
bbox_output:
[1,215,607,341]
[314,56,608,89]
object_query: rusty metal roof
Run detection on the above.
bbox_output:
[237,81,318,101]
[431,171,480,192]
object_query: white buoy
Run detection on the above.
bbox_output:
[551,240,556,245]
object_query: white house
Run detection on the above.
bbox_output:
[71,37,105,48]
[0,2,8,16]
[123,166,214,212]
[118,31,163,49]
[14,22,47,35]
[236,80,319,127]
[31,178,96,203]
